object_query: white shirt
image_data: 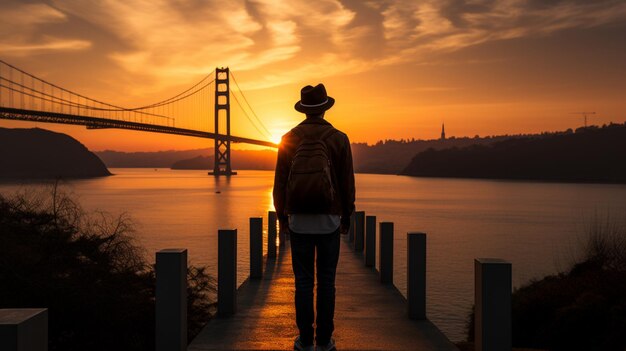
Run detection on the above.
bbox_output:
[289,214,340,234]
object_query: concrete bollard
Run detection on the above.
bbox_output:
[354,211,365,252]
[0,309,48,351]
[407,233,426,320]
[379,222,394,285]
[156,249,187,351]
[218,229,237,317]
[250,217,263,279]
[365,215,376,267]
[474,258,512,351]
[348,212,355,242]
[268,211,277,259]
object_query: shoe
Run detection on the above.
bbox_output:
[294,336,315,351]
[316,338,336,351]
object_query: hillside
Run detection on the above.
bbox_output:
[96,136,509,174]
[169,140,504,173]
[351,135,511,174]
[0,128,110,178]
[171,150,276,170]
[401,123,626,183]
[96,149,209,168]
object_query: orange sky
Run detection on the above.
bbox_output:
[1,0,625,151]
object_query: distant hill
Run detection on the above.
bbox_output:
[351,135,511,174]
[0,128,110,178]
[96,136,512,173]
[96,148,276,170]
[96,149,209,168]
[401,123,626,183]
[168,136,512,173]
[170,156,211,170]
[171,150,276,170]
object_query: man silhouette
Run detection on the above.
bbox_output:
[273,84,355,351]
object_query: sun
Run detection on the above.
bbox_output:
[269,128,289,144]
[268,125,291,145]
[271,134,282,145]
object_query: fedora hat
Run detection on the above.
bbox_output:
[294,83,335,114]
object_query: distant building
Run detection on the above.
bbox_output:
[440,123,446,140]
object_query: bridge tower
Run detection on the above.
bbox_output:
[209,67,237,176]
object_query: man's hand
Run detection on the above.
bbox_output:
[279,219,290,236]
[340,222,349,235]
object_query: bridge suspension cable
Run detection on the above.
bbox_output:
[230,70,273,140]
[0,60,276,148]
[231,89,272,140]
[117,72,215,111]
[0,59,175,125]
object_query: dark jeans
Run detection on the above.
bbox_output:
[290,230,340,346]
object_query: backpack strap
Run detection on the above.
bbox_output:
[291,125,336,141]
[291,126,303,139]
[320,127,337,141]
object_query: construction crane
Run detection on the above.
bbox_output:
[570,111,596,127]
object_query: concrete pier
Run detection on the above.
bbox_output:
[218,229,237,317]
[156,249,187,351]
[354,211,365,252]
[474,258,512,351]
[407,232,427,320]
[379,222,394,285]
[0,309,48,351]
[249,217,263,279]
[365,215,376,267]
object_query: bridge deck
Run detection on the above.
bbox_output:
[0,107,278,148]
[189,236,458,351]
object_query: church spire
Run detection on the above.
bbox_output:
[441,123,446,140]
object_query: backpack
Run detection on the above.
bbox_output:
[285,126,338,214]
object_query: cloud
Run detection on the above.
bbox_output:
[371,0,626,68]
[0,38,91,56]
[44,0,312,87]
[3,0,625,93]
[266,20,298,46]
[0,2,91,56]
[1,3,67,25]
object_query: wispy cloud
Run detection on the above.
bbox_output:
[0,2,91,56]
[1,3,66,25]
[377,0,626,63]
[0,38,91,56]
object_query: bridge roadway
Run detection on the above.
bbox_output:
[0,107,278,148]
[189,235,458,351]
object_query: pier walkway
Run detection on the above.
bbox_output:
[189,235,458,351]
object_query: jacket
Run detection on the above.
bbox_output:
[273,117,355,230]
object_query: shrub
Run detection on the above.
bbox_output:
[0,185,215,351]
[465,214,626,350]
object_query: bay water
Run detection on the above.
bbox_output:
[2,169,625,342]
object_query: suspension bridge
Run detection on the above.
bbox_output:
[0,59,278,176]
